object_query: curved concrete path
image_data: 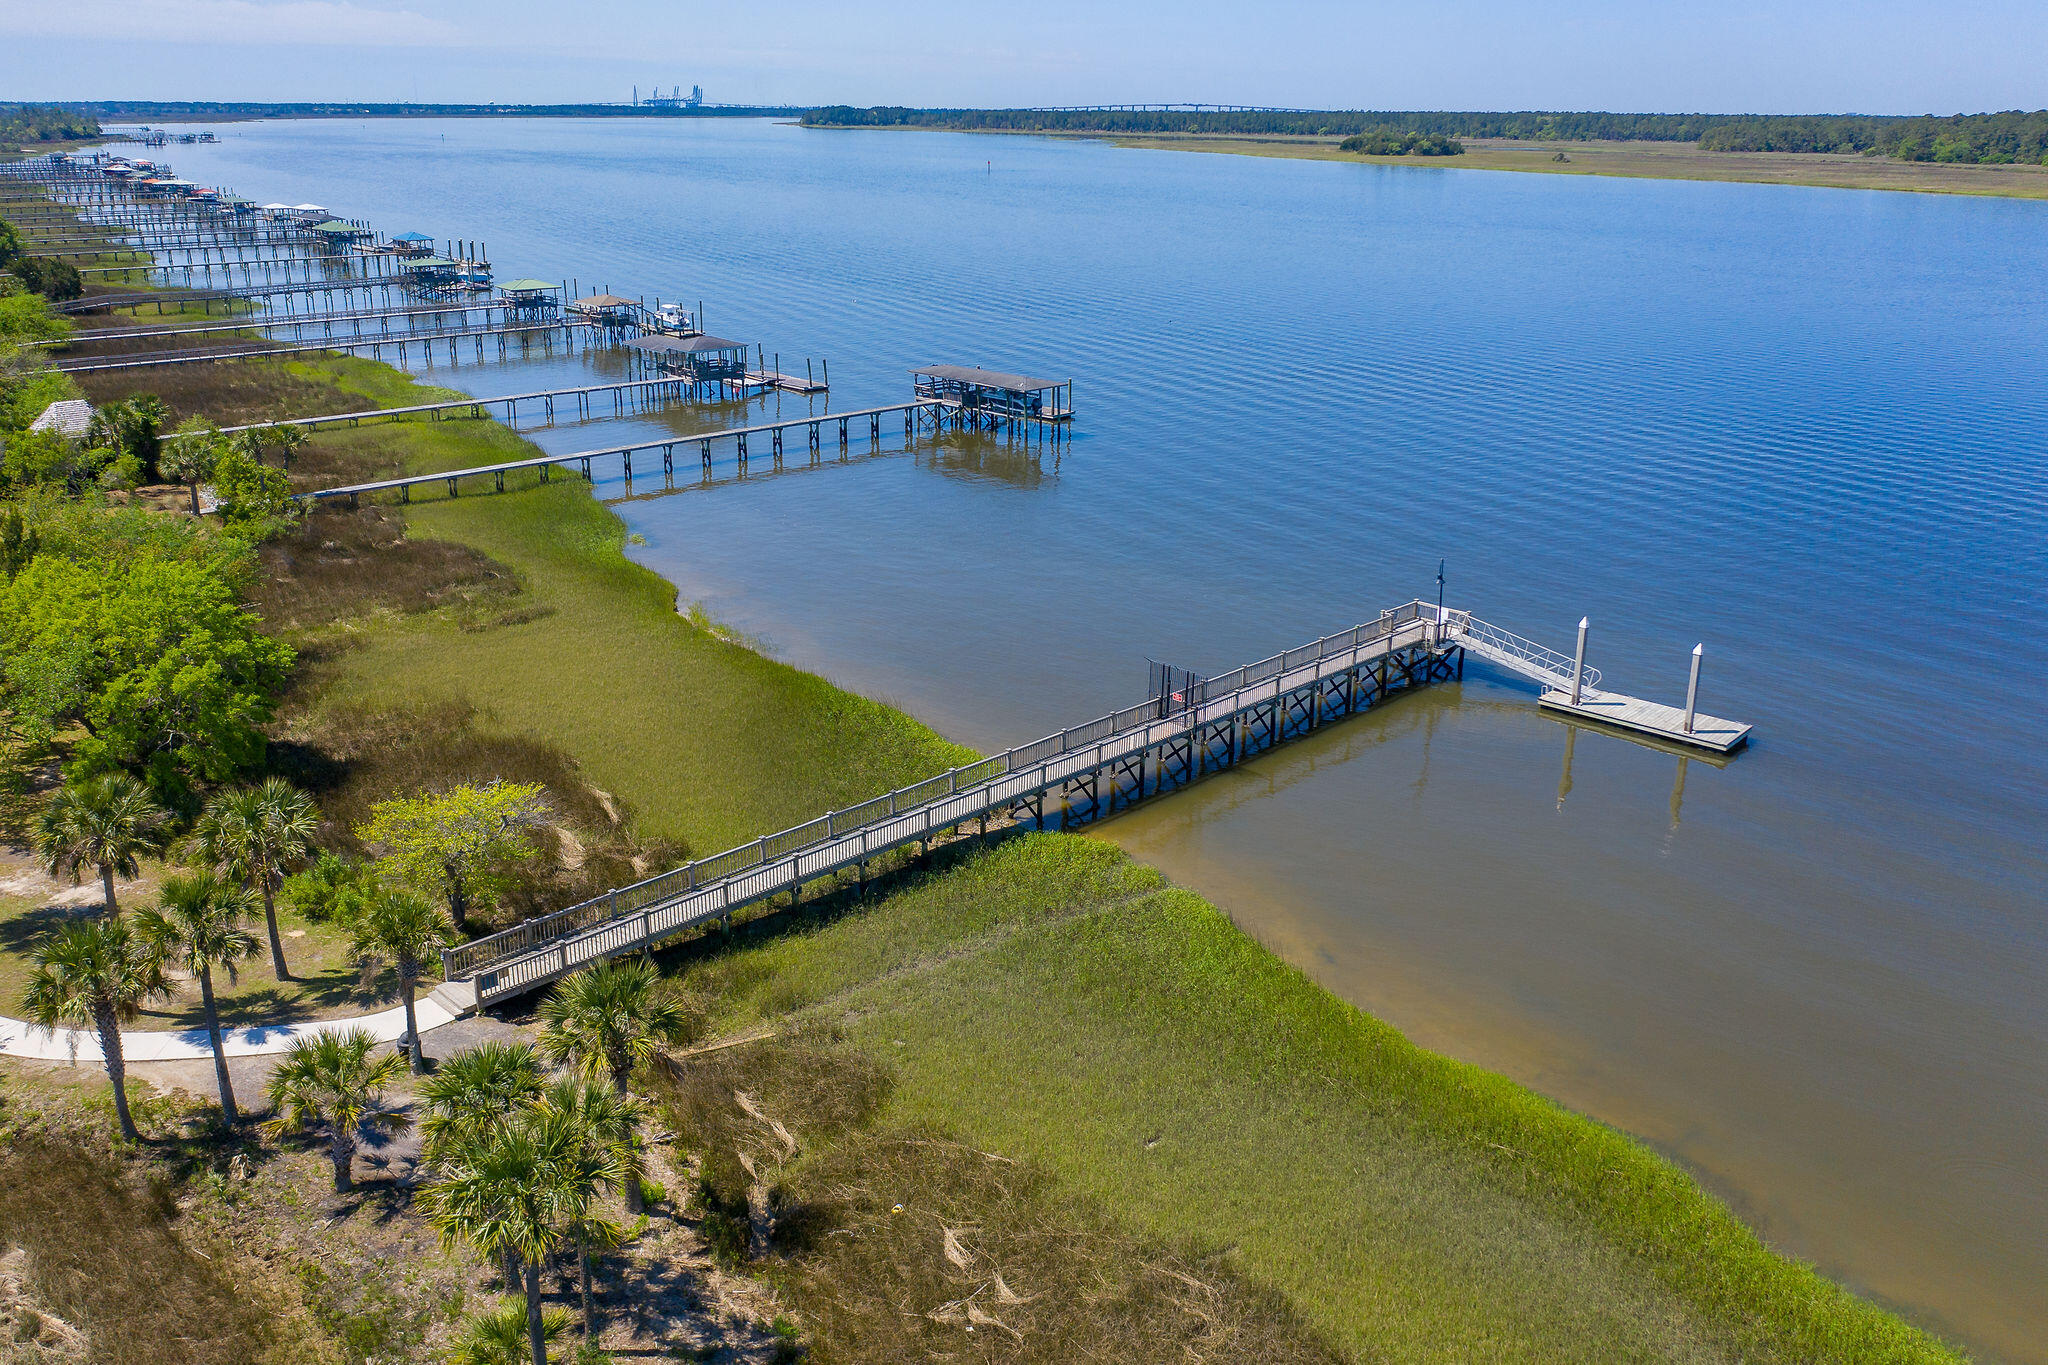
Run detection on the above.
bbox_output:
[0,996,460,1064]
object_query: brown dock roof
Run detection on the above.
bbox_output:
[628,335,745,354]
[911,364,1062,393]
[574,293,637,309]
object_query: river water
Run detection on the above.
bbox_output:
[162,118,2047,1360]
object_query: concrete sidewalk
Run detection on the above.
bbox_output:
[0,996,461,1064]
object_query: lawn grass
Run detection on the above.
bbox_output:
[671,833,1965,1365]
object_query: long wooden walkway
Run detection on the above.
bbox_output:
[300,401,951,503]
[52,317,597,373]
[177,376,704,437]
[34,300,531,347]
[443,603,1460,1004]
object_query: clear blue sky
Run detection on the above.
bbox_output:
[1,0,2040,113]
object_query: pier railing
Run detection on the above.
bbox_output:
[442,601,1447,980]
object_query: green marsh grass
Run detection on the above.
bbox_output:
[676,834,1965,1365]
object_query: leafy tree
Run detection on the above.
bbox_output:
[135,870,260,1125]
[33,771,168,917]
[538,959,699,1098]
[445,1297,572,1365]
[86,396,167,483]
[0,503,36,579]
[263,1028,408,1192]
[0,552,294,783]
[8,256,83,302]
[209,446,297,532]
[280,850,376,925]
[189,778,320,980]
[423,1105,607,1365]
[359,781,549,933]
[349,886,456,1073]
[22,919,169,1140]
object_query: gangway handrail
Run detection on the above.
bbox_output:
[443,602,1445,979]
[1447,613,1601,692]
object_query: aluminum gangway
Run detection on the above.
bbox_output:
[442,602,1463,1007]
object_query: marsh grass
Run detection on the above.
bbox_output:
[0,1137,287,1365]
[670,834,1965,1365]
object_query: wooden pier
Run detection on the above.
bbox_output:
[299,400,956,504]
[441,602,1460,1005]
[52,317,603,374]
[176,376,713,437]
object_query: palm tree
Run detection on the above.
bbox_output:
[264,1028,408,1193]
[349,887,455,1074]
[445,1298,571,1365]
[22,919,169,1141]
[34,773,168,918]
[190,778,319,981]
[538,1080,638,1329]
[420,1041,549,1287]
[419,1041,547,1162]
[537,960,697,1098]
[135,871,260,1126]
[423,1107,608,1365]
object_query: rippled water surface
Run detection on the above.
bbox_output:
[164,118,2048,1360]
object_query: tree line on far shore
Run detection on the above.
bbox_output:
[0,105,100,148]
[802,106,2048,165]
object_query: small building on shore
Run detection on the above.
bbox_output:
[28,399,94,439]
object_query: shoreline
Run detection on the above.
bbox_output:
[805,120,2048,200]
[3,175,1973,1361]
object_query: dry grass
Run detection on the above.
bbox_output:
[651,1031,1345,1364]
[0,1136,297,1365]
[248,502,517,635]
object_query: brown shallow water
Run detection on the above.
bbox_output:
[1106,686,2046,1357]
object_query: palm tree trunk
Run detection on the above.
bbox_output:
[523,1259,547,1365]
[199,964,237,1126]
[623,1144,644,1216]
[400,963,423,1075]
[330,1129,356,1192]
[501,1246,520,1290]
[96,1003,136,1142]
[260,876,288,981]
[186,479,199,516]
[577,1239,595,1340]
[99,863,119,918]
[447,877,468,933]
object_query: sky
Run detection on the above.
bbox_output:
[0,0,2041,114]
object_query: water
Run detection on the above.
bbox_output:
[161,118,2048,1360]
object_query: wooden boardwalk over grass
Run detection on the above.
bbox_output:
[444,603,1460,1004]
